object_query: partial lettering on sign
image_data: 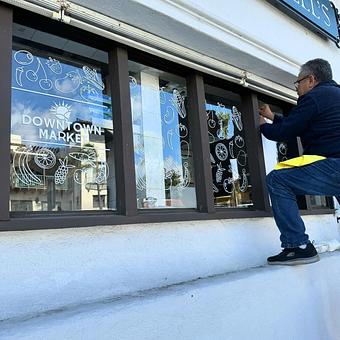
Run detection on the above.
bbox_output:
[271,0,340,43]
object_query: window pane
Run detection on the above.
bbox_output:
[259,101,288,174]
[129,61,196,209]
[10,24,116,212]
[205,84,253,208]
[307,195,333,209]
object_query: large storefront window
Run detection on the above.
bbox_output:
[10,24,116,212]
[129,61,196,209]
[205,85,253,208]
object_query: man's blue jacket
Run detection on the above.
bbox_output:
[261,80,340,158]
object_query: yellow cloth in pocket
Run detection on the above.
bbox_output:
[274,155,326,170]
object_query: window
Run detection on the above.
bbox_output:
[10,24,116,212]
[0,5,333,230]
[205,84,253,208]
[129,61,196,209]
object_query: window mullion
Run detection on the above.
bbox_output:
[241,92,270,211]
[187,73,215,213]
[0,5,12,221]
[108,46,137,216]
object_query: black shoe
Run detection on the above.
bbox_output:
[267,243,319,266]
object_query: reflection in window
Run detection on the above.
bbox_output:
[10,24,115,212]
[129,61,196,209]
[205,85,253,208]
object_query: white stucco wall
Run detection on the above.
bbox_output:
[0,214,339,323]
[1,250,340,340]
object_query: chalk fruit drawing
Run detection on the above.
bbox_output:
[136,159,147,191]
[15,67,24,87]
[69,150,96,167]
[129,76,137,88]
[167,129,174,150]
[55,71,82,93]
[73,168,88,185]
[234,135,245,148]
[239,169,248,192]
[159,87,166,104]
[164,106,175,124]
[176,123,188,138]
[207,111,216,128]
[180,140,190,159]
[94,162,109,184]
[82,66,105,90]
[46,57,62,74]
[223,177,234,194]
[26,57,53,90]
[216,162,226,183]
[34,148,56,170]
[80,85,99,102]
[232,106,243,131]
[172,89,186,118]
[208,131,215,144]
[213,183,219,193]
[215,143,228,161]
[278,142,287,155]
[237,150,247,166]
[178,162,190,189]
[14,50,34,65]
[217,120,226,140]
[13,146,42,186]
[54,157,75,185]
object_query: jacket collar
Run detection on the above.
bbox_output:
[314,80,338,88]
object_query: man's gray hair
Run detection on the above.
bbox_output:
[300,58,332,82]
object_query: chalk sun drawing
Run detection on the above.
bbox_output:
[50,101,72,120]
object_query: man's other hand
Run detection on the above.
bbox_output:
[259,115,267,125]
[259,104,274,121]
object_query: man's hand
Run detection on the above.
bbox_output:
[259,104,274,121]
[259,115,267,126]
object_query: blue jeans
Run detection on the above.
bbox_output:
[266,158,340,248]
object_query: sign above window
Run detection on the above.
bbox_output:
[269,0,340,45]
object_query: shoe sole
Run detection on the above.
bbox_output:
[267,254,320,266]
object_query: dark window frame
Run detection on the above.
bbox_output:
[0,4,333,231]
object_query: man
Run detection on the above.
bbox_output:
[259,58,340,265]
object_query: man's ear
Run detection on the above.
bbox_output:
[311,75,319,86]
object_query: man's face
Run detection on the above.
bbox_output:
[294,73,318,97]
